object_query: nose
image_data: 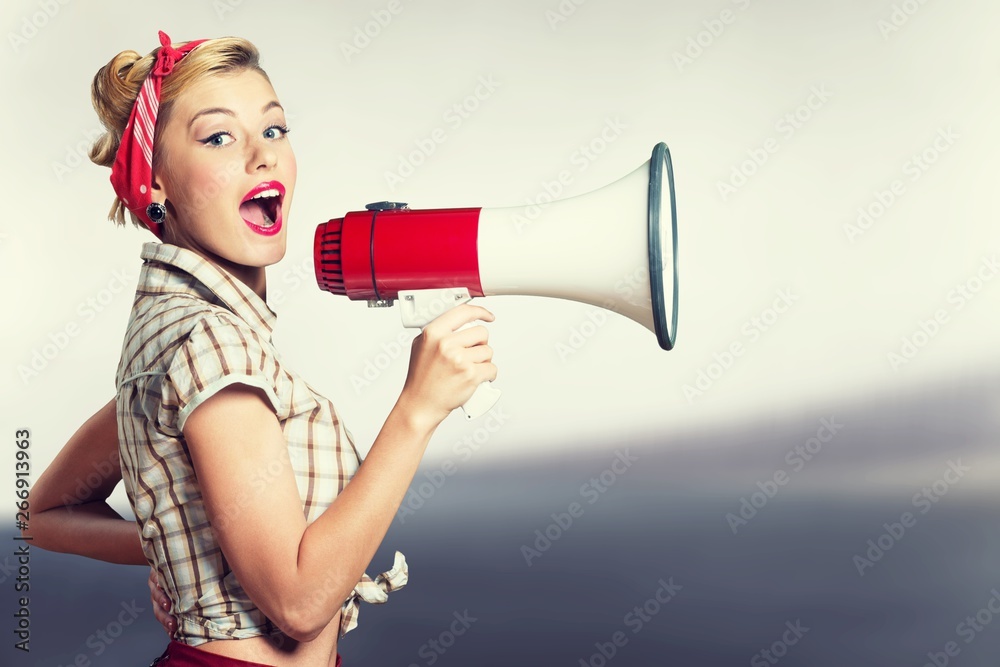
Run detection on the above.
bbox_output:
[247,135,278,173]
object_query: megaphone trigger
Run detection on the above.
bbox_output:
[398,288,502,420]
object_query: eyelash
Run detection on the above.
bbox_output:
[265,124,291,139]
[199,124,291,148]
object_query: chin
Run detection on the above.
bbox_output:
[246,237,288,268]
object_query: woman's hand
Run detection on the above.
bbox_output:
[398,303,497,429]
[148,567,176,637]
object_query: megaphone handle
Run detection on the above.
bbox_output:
[461,382,502,420]
[398,288,502,421]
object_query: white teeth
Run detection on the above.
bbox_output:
[250,188,280,200]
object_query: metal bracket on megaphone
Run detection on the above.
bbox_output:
[398,287,502,421]
[363,202,410,308]
[365,201,409,212]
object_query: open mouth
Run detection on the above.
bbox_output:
[239,182,285,236]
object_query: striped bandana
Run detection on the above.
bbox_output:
[110,31,207,237]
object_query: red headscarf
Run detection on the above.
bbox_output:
[110,31,208,237]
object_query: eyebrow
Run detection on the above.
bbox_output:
[189,101,284,126]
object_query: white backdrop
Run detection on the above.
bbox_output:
[3,0,998,511]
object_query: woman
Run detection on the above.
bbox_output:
[28,31,497,667]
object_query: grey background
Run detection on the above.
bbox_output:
[2,0,998,664]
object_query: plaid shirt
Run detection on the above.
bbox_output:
[115,242,407,645]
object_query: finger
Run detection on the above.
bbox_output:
[147,571,160,601]
[153,604,169,624]
[477,362,499,383]
[466,344,494,364]
[163,618,176,636]
[449,325,491,348]
[153,603,175,634]
[425,304,495,335]
[153,584,170,610]
[155,572,171,609]
[148,574,171,612]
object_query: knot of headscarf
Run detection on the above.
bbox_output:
[152,30,195,77]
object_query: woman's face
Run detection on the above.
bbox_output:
[151,68,296,285]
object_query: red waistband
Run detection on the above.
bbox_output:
[153,641,342,667]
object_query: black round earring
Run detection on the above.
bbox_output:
[146,202,167,224]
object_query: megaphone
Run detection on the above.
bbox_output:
[314,141,678,418]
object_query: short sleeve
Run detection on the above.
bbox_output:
[163,312,283,433]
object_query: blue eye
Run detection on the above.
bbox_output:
[263,125,290,140]
[201,132,234,148]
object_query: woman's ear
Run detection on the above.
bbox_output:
[148,162,173,240]
[150,164,167,202]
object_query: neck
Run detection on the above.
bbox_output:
[217,259,267,301]
[161,232,268,301]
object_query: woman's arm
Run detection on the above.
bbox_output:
[26,398,147,566]
[184,304,497,642]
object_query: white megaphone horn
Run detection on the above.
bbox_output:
[314,141,678,419]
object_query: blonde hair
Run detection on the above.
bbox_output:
[89,36,269,229]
